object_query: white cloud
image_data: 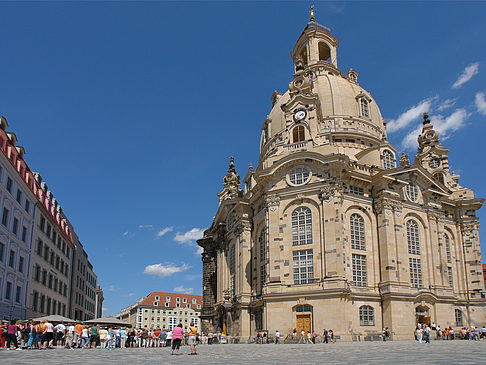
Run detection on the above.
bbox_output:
[433,108,470,136]
[138,224,153,229]
[401,124,423,151]
[121,292,135,298]
[174,228,204,244]
[122,231,129,237]
[143,263,190,278]
[387,97,435,133]
[452,62,479,89]
[475,92,486,115]
[196,246,204,255]
[173,285,194,294]
[401,108,470,150]
[108,285,116,292]
[156,226,173,239]
[437,98,457,111]
[102,307,109,313]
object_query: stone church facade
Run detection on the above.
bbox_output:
[198,15,486,341]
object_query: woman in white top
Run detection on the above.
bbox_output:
[166,330,173,347]
[81,326,89,348]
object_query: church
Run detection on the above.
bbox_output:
[197,10,486,341]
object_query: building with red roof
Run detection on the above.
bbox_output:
[116,291,202,331]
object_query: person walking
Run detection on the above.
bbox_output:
[74,322,83,348]
[81,326,89,348]
[171,324,183,355]
[305,331,313,344]
[415,326,423,343]
[424,325,431,344]
[65,323,75,349]
[275,330,280,344]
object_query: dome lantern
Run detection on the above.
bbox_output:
[291,7,339,74]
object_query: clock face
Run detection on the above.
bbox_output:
[294,110,306,121]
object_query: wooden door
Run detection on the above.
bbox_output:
[297,314,311,334]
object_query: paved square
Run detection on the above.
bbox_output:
[1,341,486,364]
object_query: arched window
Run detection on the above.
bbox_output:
[292,207,312,246]
[318,42,331,61]
[300,47,308,67]
[406,184,419,202]
[407,220,420,255]
[444,233,451,264]
[289,167,311,185]
[293,125,305,143]
[359,305,374,326]
[455,309,463,326]
[350,214,365,250]
[433,172,445,185]
[296,304,312,312]
[382,150,395,169]
[360,98,369,118]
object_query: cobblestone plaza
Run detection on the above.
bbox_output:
[1,341,486,364]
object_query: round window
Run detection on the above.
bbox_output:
[288,167,311,186]
[429,158,440,169]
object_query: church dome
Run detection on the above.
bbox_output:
[259,19,391,166]
[265,73,386,139]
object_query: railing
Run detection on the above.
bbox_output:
[284,141,307,152]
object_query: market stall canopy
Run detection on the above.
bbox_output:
[33,314,75,323]
[84,316,131,326]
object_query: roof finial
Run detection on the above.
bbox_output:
[422,112,431,125]
[310,5,315,21]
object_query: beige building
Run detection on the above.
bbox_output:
[26,195,75,319]
[116,292,202,331]
[198,13,486,341]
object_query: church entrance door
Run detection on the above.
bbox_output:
[296,314,311,334]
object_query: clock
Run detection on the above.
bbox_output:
[294,110,306,122]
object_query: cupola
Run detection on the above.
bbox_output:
[290,5,339,74]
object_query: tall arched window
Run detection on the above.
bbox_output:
[359,305,374,326]
[300,47,308,67]
[318,42,331,61]
[382,150,395,169]
[259,228,266,262]
[444,233,451,264]
[350,214,365,250]
[407,220,420,255]
[455,309,463,326]
[292,207,312,246]
[293,125,305,143]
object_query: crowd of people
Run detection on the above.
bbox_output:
[0,319,200,355]
[414,323,486,343]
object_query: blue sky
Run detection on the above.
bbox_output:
[0,1,485,316]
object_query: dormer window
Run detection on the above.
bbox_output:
[356,93,372,118]
[382,150,396,170]
[360,98,369,118]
